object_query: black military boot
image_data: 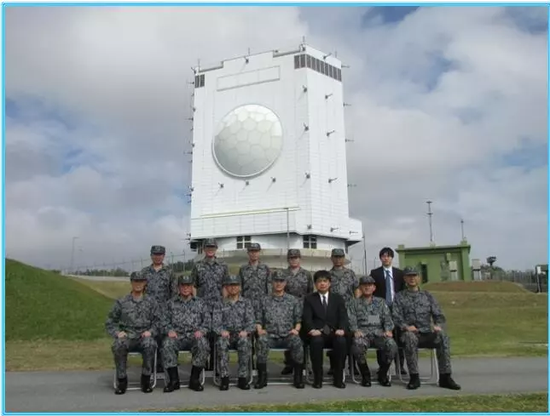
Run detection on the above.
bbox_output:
[189,366,204,392]
[163,367,180,393]
[141,374,153,393]
[281,351,293,375]
[254,363,268,389]
[377,364,392,387]
[359,363,371,387]
[407,373,421,390]
[220,376,229,391]
[114,377,127,395]
[238,377,250,390]
[439,374,461,390]
[293,363,305,389]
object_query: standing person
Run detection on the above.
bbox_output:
[280,248,314,375]
[392,267,461,391]
[302,270,349,389]
[161,275,210,393]
[238,243,271,314]
[106,272,160,395]
[370,246,407,375]
[141,245,178,373]
[190,238,230,370]
[329,248,359,376]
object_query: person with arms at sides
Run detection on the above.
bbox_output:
[302,270,349,389]
[370,246,407,375]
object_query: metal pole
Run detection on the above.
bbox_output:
[286,207,290,251]
[70,236,78,273]
[426,201,434,244]
[362,228,367,274]
[460,219,465,240]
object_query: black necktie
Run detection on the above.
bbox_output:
[322,295,328,311]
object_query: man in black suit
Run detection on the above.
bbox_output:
[302,270,348,389]
[370,247,407,375]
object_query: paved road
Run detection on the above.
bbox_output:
[64,274,128,282]
[5,358,547,412]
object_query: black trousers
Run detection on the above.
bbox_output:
[308,334,347,380]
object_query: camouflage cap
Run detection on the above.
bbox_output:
[203,238,218,248]
[287,249,301,258]
[247,243,261,251]
[272,270,287,282]
[359,275,376,285]
[403,266,419,276]
[223,275,241,285]
[178,275,194,285]
[331,248,345,257]
[130,271,147,281]
[150,245,166,255]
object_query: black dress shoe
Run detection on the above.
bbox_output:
[439,374,461,390]
[333,380,346,389]
[312,381,322,389]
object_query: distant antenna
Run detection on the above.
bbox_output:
[426,200,434,244]
[460,218,465,241]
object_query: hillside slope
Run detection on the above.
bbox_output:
[5,259,114,341]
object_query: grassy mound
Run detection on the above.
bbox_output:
[5,259,114,341]
[424,280,528,293]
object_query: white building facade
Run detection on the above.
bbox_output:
[189,44,363,270]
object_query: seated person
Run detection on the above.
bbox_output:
[392,266,461,390]
[255,271,305,389]
[105,272,160,395]
[161,275,210,393]
[302,270,349,389]
[348,275,397,387]
[212,275,255,391]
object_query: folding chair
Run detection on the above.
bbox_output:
[212,338,254,387]
[395,347,439,384]
[163,350,206,388]
[349,348,395,385]
[304,348,347,384]
[112,350,157,391]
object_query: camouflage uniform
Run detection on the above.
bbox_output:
[105,280,160,380]
[191,257,229,309]
[330,267,359,304]
[284,267,314,301]
[348,293,397,365]
[392,288,452,375]
[140,265,177,305]
[238,260,271,313]
[255,291,304,364]
[212,276,256,379]
[161,292,211,369]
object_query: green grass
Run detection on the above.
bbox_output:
[425,280,529,293]
[71,278,130,300]
[155,392,548,413]
[5,259,114,341]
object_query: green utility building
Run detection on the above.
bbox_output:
[396,240,472,283]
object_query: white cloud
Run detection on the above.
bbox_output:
[5,6,547,272]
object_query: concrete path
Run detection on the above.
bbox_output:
[64,274,128,282]
[5,357,547,412]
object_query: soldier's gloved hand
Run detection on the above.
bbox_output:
[289,329,299,336]
[221,331,230,338]
[433,326,442,332]
[168,331,178,339]
[309,329,321,337]
[141,331,152,338]
[406,325,418,332]
[194,331,204,338]
[354,330,364,338]
[258,328,267,336]
[384,331,393,338]
[239,331,248,338]
[335,329,345,337]
[117,331,127,339]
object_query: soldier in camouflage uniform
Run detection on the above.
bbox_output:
[140,245,178,372]
[328,248,360,376]
[161,275,210,393]
[238,242,272,313]
[190,238,230,370]
[254,271,305,389]
[212,275,255,391]
[105,272,160,395]
[392,266,461,391]
[348,275,397,387]
[280,248,314,375]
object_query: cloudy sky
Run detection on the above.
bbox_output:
[5,6,548,271]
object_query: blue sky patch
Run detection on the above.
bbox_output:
[362,6,419,27]
[500,138,548,171]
